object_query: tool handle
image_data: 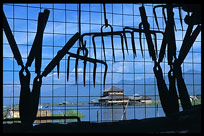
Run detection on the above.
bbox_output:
[3,11,24,67]
[42,32,79,77]
[139,6,156,61]
[26,9,50,68]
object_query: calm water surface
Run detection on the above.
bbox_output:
[46,104,167,123]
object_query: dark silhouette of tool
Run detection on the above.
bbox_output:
[3,3,201,125]
[145,4,200,115]
[3,9,50,126]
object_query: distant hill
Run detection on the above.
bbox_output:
[3,69,201,105]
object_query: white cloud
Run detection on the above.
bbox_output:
[72,67,83,73]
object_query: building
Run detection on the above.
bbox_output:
[140,96,152,104]
[98,86,129,105]
[129,94,152,104]
[3,105,52,124]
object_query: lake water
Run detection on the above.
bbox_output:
[3,104,185,124]
[40,104,167,123]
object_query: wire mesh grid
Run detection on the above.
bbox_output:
[2,3,201,125]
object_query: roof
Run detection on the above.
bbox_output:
[103,86,124,92]
[98,95,129,100]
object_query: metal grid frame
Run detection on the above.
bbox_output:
[2,3,201,124]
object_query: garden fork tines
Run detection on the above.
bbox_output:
[92,28,125,61]
[67,50,108,87]
[153,4,183,31]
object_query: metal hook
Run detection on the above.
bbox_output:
[101,24,115,61]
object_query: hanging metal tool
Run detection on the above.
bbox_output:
[26,9,50,76]
[74,47,88,85]
[92,30,125,61]
[139,4,181,116]
[153,4,184,31]
[139,5,157,62]
[79,29,131,62]
[90,3,126,62]
[3,9,50,125]
[153,65,179,116]
[67,50,108,87]
[123,26,164,58]
[153,3,201,114]
[41,32,80,78]
[176,25,201,66]
[173,5,201,110]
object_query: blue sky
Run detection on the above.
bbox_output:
[3,3,201,105]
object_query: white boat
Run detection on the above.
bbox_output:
[38,105,43,109]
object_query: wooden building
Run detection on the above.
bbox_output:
[98,86,129,105]
[4,105,52,124]
[129,95,152,104]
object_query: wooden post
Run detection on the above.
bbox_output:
[156,104,159,117]
[97,110,99,123]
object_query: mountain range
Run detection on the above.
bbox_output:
[40,69,201,103]
[3,70,201,105]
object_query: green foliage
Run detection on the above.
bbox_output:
[53,110,85,119]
